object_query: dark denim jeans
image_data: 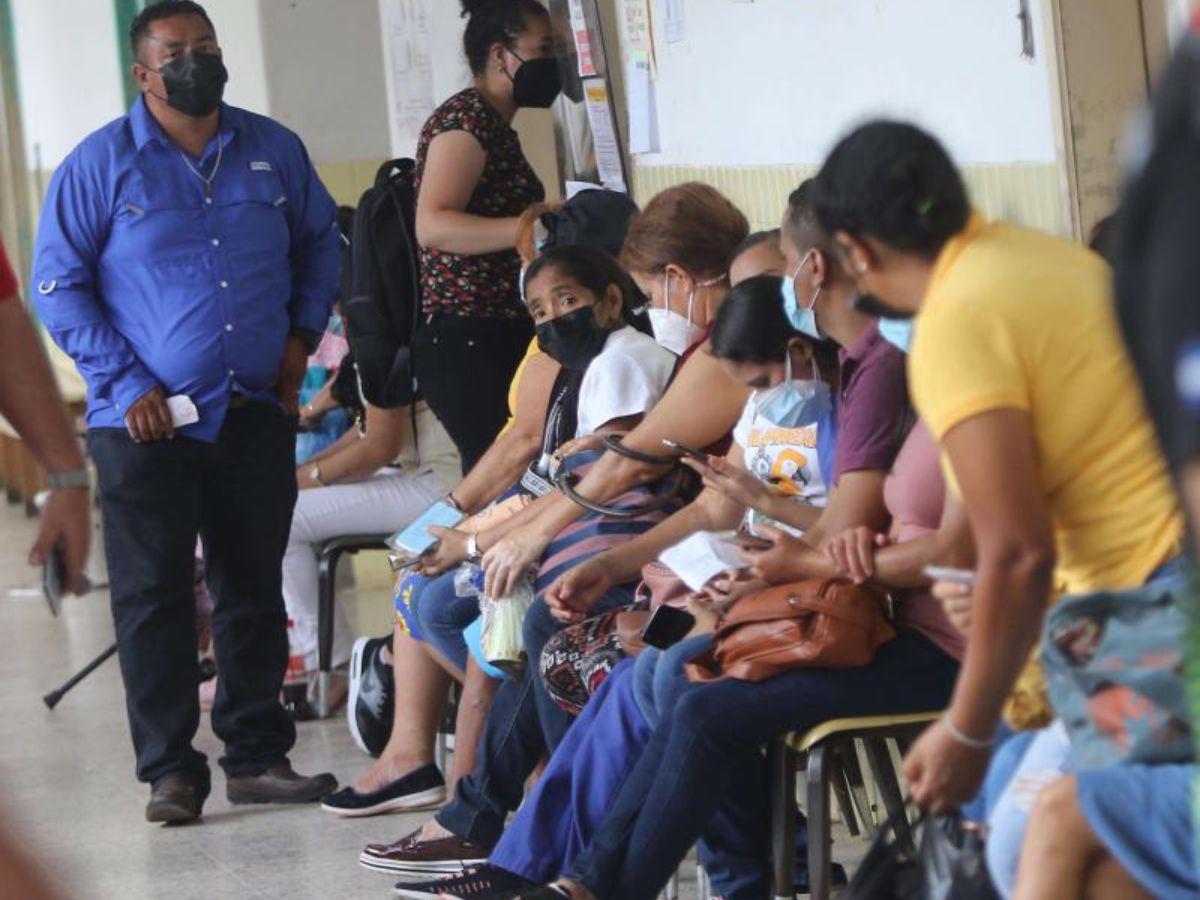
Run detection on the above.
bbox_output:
[436,585,634,845]
[567,629,960,900]
[88,404,298,785]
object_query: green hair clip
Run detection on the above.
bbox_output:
[916,198,935,218]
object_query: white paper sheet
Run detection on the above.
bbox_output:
[582,79,627,193]
[625,53,660,154]
[664,0,687,44]
[567,0,597,77]
[658,532,745,592]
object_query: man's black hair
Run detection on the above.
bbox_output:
[130,1,215,60]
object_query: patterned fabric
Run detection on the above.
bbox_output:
[413,88,544,319]
[540,608,630,715]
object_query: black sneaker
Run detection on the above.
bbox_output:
[348,635,394,757]
[393,864,535,898]
[321,762,446,818]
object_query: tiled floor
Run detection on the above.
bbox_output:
[0,499,868,900]
[0,501,431,900]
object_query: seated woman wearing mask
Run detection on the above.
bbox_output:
[324,244,672,818]
[812,121,1186,900]
[362,183,754,879]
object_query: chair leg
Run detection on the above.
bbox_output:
[840,739,877,832]
[315,547,341,718]
[806,743,833,900]
[768,738,797,900]
[863,737,913,853]
[829,740,860,837]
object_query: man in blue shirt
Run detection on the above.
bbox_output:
[33,0,341,823]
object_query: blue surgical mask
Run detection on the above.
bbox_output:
[878,317,913,354]
[781,251,822,340]
[755,350,833,429]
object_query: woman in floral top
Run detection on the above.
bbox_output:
[412,0,561,472]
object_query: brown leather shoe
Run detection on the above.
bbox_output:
[359,826,493,875]
[146,772,209,824]
[226,762,337,805]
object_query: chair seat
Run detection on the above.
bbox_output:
[785,711,941,753]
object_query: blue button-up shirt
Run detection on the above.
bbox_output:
[32,98,340,441]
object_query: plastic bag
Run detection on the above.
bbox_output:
[919,815,999,900]
[479,575,534,672]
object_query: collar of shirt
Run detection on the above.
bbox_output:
[841,320,883,365]
[128,95,240,160]
[925,210,987,305]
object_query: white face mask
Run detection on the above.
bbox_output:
[648,270,719,356]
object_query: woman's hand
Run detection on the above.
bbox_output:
[417,526,471,577]
[545,557,615,624]
[553,433,612,461]
[740,524,808,584]
[822,526,890,583]
[685,455,771,511]
[482,524,550,599]
[296,465,321,491]
[686,569,766,633]
[903,719,993,813]
[932,579,973,634]
[298,403,325,433]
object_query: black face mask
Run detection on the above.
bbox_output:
[851,290,914,321]
[510,55,562,109]
[155,51,228,117]
[535,307,610,370]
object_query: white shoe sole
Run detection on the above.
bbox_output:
[360,852,487,876]
[391,882,459,899]
[347,636,371,757]
[322,784,446,818]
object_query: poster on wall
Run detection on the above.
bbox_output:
[567,0,597,76]
[620,0,656,71]
[663,0,686,44]
[582,78,628,192]
[379,0,437,157]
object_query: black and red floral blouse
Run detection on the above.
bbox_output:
[413,88,545,320]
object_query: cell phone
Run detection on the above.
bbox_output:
[388,551,433,573]
[641,605,697,650]
[713,529,774,551]
[42,543,90,616]
[661,438,708,463]
[922,565,977,588]
[388,500,464,556]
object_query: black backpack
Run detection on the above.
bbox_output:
[342,158,422,408]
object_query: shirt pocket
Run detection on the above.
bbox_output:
[219,170,291,257]
[110,177,210,283]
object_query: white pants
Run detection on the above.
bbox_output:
[283,468,445,671]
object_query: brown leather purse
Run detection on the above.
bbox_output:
[685,578,897,683]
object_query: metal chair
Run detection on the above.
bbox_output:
[770,712,940,900]
[315,533,390,716]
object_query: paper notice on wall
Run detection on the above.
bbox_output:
[567,0,597,77]
[626,53,660,154]
[379,0,436,157]
[664,0,687,44]
[583,79,627,193]
[620,0,655,60]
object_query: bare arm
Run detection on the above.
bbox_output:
[297,402,405,487]
[451,350,558,513]
[415,131,525,256]
[904,409,1056,811]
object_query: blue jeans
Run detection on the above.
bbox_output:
[436,587,632,845]
[567,629,960,900]
[412,567,479,672]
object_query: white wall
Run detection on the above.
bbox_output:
[636,0,1059,168]
[12,0,124,169]
[258,0,391,163]
[207,0,271,115]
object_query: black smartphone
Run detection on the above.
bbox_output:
[661,438,708,463]
[713,529,774,551]
[641,605,697,650]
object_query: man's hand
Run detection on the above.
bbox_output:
[275,336,309,417]
[30,487,90,594]
[902,720,993,813]
[124,386,174,443]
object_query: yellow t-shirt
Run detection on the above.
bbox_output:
[499,337,543,436]
[910,214,1182,594]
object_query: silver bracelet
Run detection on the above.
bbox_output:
[941,715,996,749]
[46,468,89,490]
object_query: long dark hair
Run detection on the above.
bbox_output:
[460,0,549,75]
[710,275,837,375]
[812,120,970,260]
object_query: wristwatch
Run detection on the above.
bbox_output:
[466,532,482,563]
[46,468,89,490]
[310,464,326,487]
